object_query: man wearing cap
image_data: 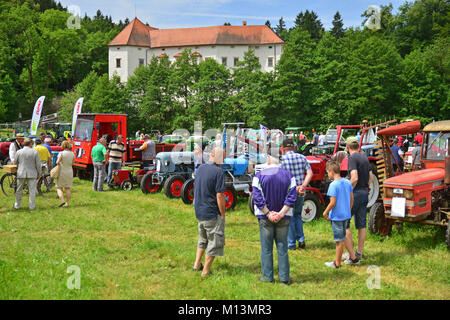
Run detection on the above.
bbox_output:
[138,134,156,168]
[281,139,313,250]
[9,133,25,165]
[343,136,373,264]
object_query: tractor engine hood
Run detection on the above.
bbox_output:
[383,168,445,188]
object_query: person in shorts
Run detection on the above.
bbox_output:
[323,161,355,268]
[343,137,373,264]
[192,147,226,277]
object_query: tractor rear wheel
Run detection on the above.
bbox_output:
[181,178,195,204]
[164,175,186,198]
[367,173,380,208]
[302,193,322,222]
[140,173,161,194]
[248,192,254,215]
[224,187,237,211]
[368,201,392,236]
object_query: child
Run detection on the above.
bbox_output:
[323,161,355,268]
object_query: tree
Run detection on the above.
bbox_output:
[294,10,324,40]
[275,17,287,37]
[265,20,272,30]
[331,11,345,38]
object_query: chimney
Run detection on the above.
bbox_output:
[242,21,247,26]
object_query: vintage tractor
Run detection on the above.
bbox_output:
[181,123,266,210]
[43,123,72,140]
[368,120,450,249]
[140,152,195,198]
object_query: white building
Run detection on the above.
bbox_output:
[108,18,284,82]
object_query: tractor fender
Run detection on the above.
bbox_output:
[305,186,326,206]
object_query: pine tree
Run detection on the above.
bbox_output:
[331,11,345,38]
[275,17,286,36]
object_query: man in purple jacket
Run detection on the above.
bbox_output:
[252,151,297,285]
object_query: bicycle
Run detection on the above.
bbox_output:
[1,164,54,197]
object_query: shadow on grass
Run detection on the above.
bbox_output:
[293,269,354,283]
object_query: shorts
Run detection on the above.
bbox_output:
[331,220,348,242]
[346,189,369,230]
[197,216,225,257]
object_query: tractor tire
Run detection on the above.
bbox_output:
[140,172,161,194]
[446,222,450,250]
[368,201,392,236]
[164,175,186,199]
[248,192,254,215]
[302,192,323,222]
[120,179,133,191]
[181,178,195,204]
[224,187,237,211]
[367,173,380,209]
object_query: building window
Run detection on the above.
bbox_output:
[139,59,145,66]
[269,46,273,49]
[116,58,121,68]
[222,57,227,66]
[234,57,239,67]
[268,57,274,68]
[255,46,260,49]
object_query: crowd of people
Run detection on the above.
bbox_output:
[191,136,377,284]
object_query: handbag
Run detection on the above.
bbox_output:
[50,165,61,179]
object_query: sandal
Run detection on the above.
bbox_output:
[58,202,66,208]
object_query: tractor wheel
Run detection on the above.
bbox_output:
[181,178,195,204]
[446,221,450,250]
[224,187,237,211]
[248,192,254,215]
[140,172,161,194]
[302,193,323,222]
[367,173,380,208]
[164,175,186,199]
[120,179,133,191]
[368,202,392,236]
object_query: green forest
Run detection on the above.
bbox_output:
[0,0,448,134]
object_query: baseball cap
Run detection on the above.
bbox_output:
[346,136,359,147]
[283,139,295,148]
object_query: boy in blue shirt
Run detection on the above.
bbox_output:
[323,161,357,268]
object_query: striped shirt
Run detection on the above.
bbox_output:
[108,140,126,163]
[281,151,311,186]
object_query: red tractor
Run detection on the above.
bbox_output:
[301,123,385,222]
[369,120,450,249]
[72,113,179,183]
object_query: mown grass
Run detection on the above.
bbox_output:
[0,175,448,300]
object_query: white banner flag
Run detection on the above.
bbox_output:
[30,96,45,136]
[71,97,84,136]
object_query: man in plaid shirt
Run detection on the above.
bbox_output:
[281,139,314,250]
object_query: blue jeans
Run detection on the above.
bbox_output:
[107,161,122,185]
[259,218,290,282]
[288,196,305,248]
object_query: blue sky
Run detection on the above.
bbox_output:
[59,0,407,29]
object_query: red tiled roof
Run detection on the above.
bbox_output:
[108,18,158,47]
[109,18,284,48]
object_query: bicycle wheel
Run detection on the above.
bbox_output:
[37,174,54,196]
[1,173,16,197]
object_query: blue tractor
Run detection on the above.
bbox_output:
[181,123,267,210]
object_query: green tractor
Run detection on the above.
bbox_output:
[285,127,314,155]
[44,123,72,140]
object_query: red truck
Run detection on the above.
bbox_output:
[72,113,178,180]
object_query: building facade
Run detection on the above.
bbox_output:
[108,18,284,82]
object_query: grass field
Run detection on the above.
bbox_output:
[0,175,448,300]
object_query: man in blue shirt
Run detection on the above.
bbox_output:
[281,139,313,250]
[391,139,404,171]
[192,147,226,277]
[252,151,297,284]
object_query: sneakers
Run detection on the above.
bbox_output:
[258,276,274,284]
[298,242,306,249]
[343,251,364,261]
[325,261,341,269]
[344,257,360,265]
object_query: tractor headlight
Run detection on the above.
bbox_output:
[403,189,414,200]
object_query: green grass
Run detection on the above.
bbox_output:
[0,175,448,300]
